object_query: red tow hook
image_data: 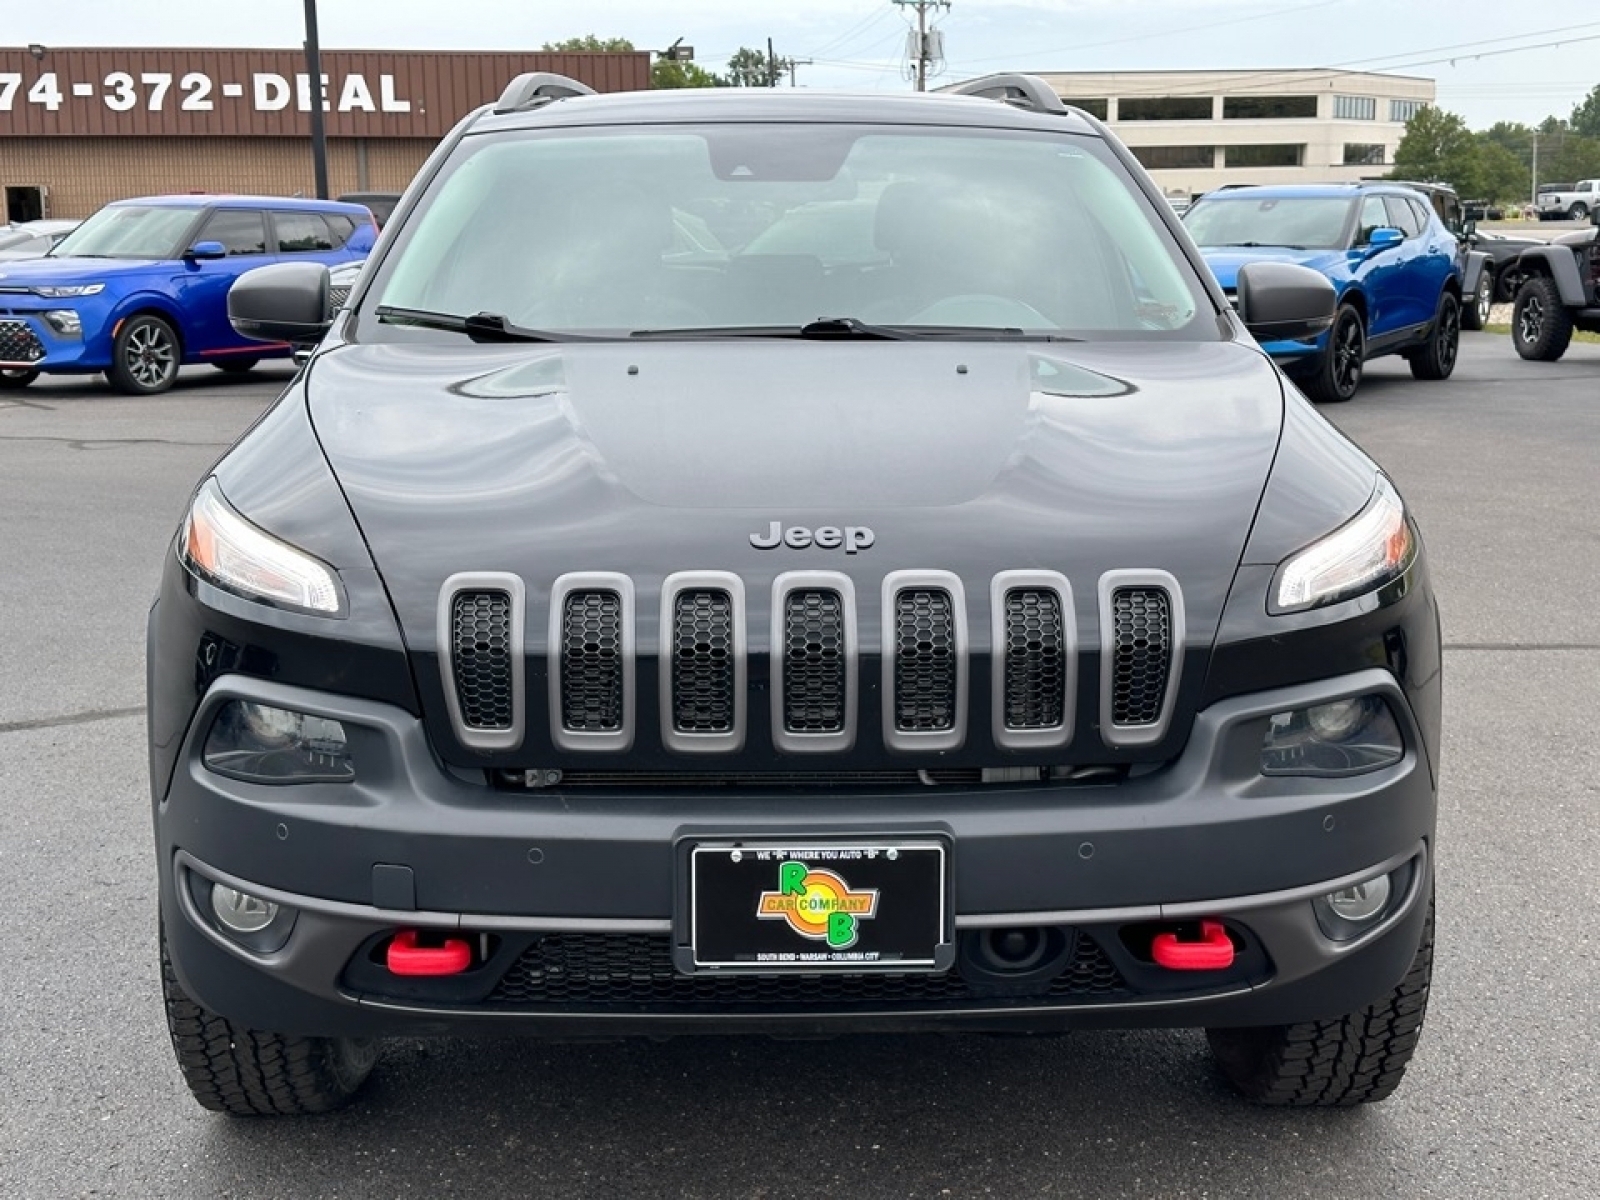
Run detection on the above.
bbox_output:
[386,929,473,977]
[1151,920,1236,971]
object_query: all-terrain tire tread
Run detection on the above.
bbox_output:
[1207,897,1433,1107]
[160,935,375,1116]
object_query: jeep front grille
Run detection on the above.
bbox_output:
[782,589,846,733]
[560,590,625,733]
[1003,589,1066,729]
[1098,570,1184,748]
[882,570,968,751]
[660,572,746,752]
[438,573,525,751]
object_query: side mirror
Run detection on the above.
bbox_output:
[186,240,227,261]
[1364,227,1404,253]
[228,262,331,345]
[1235,261,1336,343]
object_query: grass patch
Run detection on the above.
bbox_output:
[1483,324,1600,343]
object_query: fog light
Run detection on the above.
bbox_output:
[1314,870,1398,941]
[1327,875,1390,922]
[211,884,280,934]
[43,309,82,337]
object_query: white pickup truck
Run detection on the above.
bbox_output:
[1537,180,1599,221]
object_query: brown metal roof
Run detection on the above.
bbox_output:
[0,48,649,138]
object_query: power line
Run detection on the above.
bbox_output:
[894,0,950,92]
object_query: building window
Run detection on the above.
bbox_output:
[1223,95,1317,120]
[1390,99,1426,123]
[1224,144,1305,168]
[1118,96,1214,121]
[1067,97,1108,119]
[1130,145,1216,170]
[1343,143,1387,166]
[1333,95,1377,121]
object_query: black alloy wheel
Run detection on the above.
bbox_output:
[108,314,181,395]
[1511,275,1574,362]
[1302,304,1364,403]
[0,367,39,389]
[1496,264,1525,303]
[1409,292,1460,380]
[1461,270,1493,331]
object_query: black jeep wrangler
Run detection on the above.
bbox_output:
[1510,207,1600,360]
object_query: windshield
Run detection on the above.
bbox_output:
[373,124,1207,339]
[1184,196,1353,250]
[51,205,201,259]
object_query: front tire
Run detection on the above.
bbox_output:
[0,367,39,388]
[1568,203,1589,222]
[1300,304,1364,403]
[161,929,378,1116]
[1512,275,1574,361]
[1207,896,1433,1107]
[108,313,181,395]
[1461,270,1492,331]
[1409,292,1460,380]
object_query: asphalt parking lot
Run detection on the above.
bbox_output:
[2,334,1598,1199]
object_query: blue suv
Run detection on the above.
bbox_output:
[1185,184,1463,402]
[0,195,374,395]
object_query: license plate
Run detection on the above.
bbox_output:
[685,840,952,973]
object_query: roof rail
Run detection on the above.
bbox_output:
[948,74,1067,114]
[494,72,597,115]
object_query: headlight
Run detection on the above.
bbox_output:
[203,699,354,783]
[1261,694,1404,777]
[179,479,343,615]
[1273,477,1414,613]
[31,283,104,298]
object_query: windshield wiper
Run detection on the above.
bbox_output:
[631,318,1058,341]
[374,305,599,343]
[1209,241,1310,250]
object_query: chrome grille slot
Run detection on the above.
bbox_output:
[438,572,526,752]
[784,589,846,733]
[452,591,514,729]
[1003,588,1066,729]
[549,573,634,752]
[661,572,746,753]
[1111,588,1170,725]
[560,590,624,732]
[882,571,967,752]
[673,590,735,732]
[1097,570,1184,748]
[894,589,957,731]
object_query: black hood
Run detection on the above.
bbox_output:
[307,338,1285,768]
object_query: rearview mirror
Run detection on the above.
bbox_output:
[1235,261,1336,343]
[228,262,331,345]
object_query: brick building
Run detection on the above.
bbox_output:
[0,47,649,221]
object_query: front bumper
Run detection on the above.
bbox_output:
[157,667,1436,1038]
[0,301,108,371]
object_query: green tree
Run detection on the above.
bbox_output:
[542,35,636,53]
[725,46,788,87]
[1391,107,1480,193]
[1474,141,1531,203]
[651,59,725,89]
[1570,85,1600,139]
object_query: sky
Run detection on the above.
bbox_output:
[16,0,1600,129]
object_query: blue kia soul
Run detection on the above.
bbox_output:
[0,195,374,395]
[1184,183,1463,403]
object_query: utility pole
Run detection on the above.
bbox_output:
[787,58,813,87]
[303,0,329,199]
[894,0,950,92]
[768,37,779,87]
[1531,131,1539,209]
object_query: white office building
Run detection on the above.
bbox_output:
[1019,69,1435,199]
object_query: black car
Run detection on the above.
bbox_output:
[336,192,401,229]
[1468,229,1545,302]
[151,73,1440,1116]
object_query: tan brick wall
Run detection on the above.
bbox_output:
[0,136,435,220]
